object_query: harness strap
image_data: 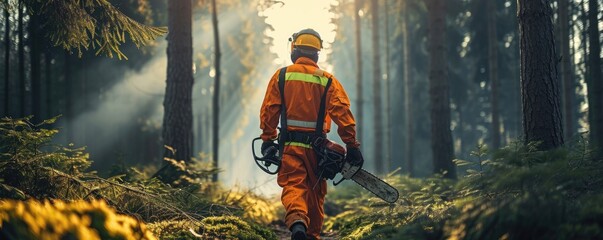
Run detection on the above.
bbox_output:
[278,67,288,156]
[315,75,332,136]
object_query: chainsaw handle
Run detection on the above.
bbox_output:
[252,137,281,175]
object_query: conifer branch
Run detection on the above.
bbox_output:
[6,0,167,59]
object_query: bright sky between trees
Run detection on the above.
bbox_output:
[260,0,339,70]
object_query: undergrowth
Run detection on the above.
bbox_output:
[326,139,603,240]
[0,117,278,239]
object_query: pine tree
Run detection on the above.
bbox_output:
[158,0,194,183]
[427,0,456,178]
[18,0,24,117]
[488,0,500,149]
[3,7,9,116]
[587,0,602,153]
[383,0,391,172]
[401,0,414,176]
[371,0,384,174]
[517,0,564,150]
[559,0,575,139]
[30,2,41,122]
[354,0,363,144]
[2,0,166,59]
[211,0,221,183]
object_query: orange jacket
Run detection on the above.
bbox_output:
[260,57,360,148]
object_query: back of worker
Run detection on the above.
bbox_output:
[259,28,363,240]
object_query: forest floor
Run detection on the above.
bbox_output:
[269,220,339,240]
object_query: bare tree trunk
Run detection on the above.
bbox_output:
[371,0,384,174]
[587,0,602,153]
[559,0,575,140]
[159,0,194,183]
[427,0,455,179]
[4,8,10,116]
[354,0,363,144]
[18,0,25,117]
[211,0,221,182]
[64,52,73,142]
[383,0,391,172]
[30,10,41,123]
[45,49,52,119]
[401,0,414,176]
[488,0,500,149]
[517,0,564,150]
[63,52,74,141]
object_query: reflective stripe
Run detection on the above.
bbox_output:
[288,119,317,128]
[285,142,312,148]
[286,72,329,86]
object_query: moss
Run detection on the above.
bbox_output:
[148,216,277,240]
[147,220,201,240]
[0,199,156,240]
[200,216,277,240]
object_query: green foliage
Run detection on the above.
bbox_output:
[152,148,220,188]
[0,116,91,199]
[0,117,220,222]
[0,117,281,239]
[326,139,603,239]
[212,186,280,225]
[200,216,277,240]
[325,174,456,239]
[12,0,167,59]
[0,199,157,240]
[445,139,603,239]
[147,220,201,240]
[148,216,279,240]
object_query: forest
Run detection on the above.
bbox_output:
[0,0,602,239]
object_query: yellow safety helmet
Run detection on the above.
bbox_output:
[289,28,323,51]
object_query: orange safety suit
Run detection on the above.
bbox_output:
[260,57,360,239]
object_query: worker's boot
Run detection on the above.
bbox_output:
[290,222,307,240]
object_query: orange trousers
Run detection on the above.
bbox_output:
[277,144,327,240]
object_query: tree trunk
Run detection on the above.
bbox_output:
[401,0,414,176]
[211,0,221,182]
[488,0,500,149]
[64,52,73,142]
[371,0,384,174]
[457,100,464,158]
[18,0,25,117]
[354,0,363,144]
[427,0,456,179]
[587,0,603,153]
[384,0,391,172]
[159,0,194,182]
[45,49,52,119]
[517,0,564,150]
[559,0,575,140]
[30,10,41,123]
[4,8,9,116]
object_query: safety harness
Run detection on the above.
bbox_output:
[278,67,343,182]
[278,66,331,145]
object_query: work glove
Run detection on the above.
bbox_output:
[261,141,279,157]
[345,146,364,168]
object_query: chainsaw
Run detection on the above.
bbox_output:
[333,160,399,203]
[252,137,399,203]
